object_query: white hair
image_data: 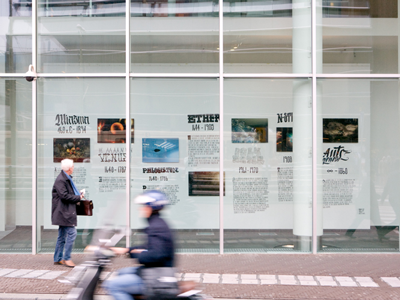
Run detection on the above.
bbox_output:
[61,159,74,172]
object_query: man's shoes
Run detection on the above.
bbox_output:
[54,260,65,265]
[64,260,75,268]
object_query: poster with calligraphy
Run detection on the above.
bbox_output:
[37,79,128,230]
[319,81,370,229]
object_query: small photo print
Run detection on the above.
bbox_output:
[323,118,358,143]
[97,118,134,144]
[232,118,268,143]
[276,127,293,152]
[53,138,90,163]
[142,138,179,163]
[188,172,225,197]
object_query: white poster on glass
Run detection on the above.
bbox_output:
[320,80,371,229]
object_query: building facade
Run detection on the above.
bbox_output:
[1,0,399,254]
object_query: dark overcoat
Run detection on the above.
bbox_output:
[51,171,81,226]
[129,213,175,268]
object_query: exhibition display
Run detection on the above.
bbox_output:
[1,0,400,254]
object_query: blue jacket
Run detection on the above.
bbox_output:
[130,213,175,268]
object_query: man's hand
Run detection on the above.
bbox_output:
[130,249,146,254]
[80,194,84,200]
[110,247,129,255]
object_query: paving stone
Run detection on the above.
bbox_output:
[260,279,278,285]
[259,275,276,280]
[354,276,374,282]
[297,275,314,281]
[319,281,338,286]
[280,280,298,285]
[316,276,334,281]
[241,274,257,280]
[278,275,296,280]
[184,277,201,283]
[202,274,220,284]
[221,274,238,284]
[338,281,358,287]
[222,274,238,279]
[381,277,400,282]
[335,276,354,282]
[203,273,220,278]
[358,281,379,287]
[0,269,17,277]
[37,271,66,280]
[4,269,33,278]
[221,280,238,284]
[241,279,259,284]
[381,277,400,283]
[299,281,318,286]
[21,270,50,278]
[183,273,201,278]
[381,277,400,287]
[202,277,220,284]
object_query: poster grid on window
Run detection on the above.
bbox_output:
[0,0,400,254]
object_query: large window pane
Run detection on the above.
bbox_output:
[37,1,126,73]
[0,2,32,73]
[318,79,399,252]
[223,1,311,74]
[37,78,126,254]
[224,79,312,252]
[0,78,32,253]
[131,78,220,252]
[319,0,398,74]
[131,2,219,73]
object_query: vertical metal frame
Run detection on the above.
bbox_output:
[125,0,131,248]
[219,0,224,255]
[311,0,318,254]
[32,0,38,255]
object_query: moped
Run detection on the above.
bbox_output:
[59,227,209,300]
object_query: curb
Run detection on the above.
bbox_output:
[0,295,112,300]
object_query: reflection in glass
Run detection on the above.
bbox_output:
[37,78,126,254]
[130,79,220,252]
[131,0,218,17]
[131,0,218,73]
[223,0,311,73]
[318,79,399,252]
[320,0,398,73]
[37,1,126,73]
[0,79,32,252]
[38,1,125,17]
[0,2,32,73]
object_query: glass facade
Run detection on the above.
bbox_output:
[1,0,400,255]
[317,79,400,252]
[0,79,32,252]
[131,2,219,73]
[36,78,126,253]
[130,79,220,251]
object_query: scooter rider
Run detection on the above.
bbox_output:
[103,190,174,300]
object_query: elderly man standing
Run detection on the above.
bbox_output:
[52,158,83,267]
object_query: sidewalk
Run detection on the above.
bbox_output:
[1,253,400,299]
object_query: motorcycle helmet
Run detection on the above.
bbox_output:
[134,190,169,211]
